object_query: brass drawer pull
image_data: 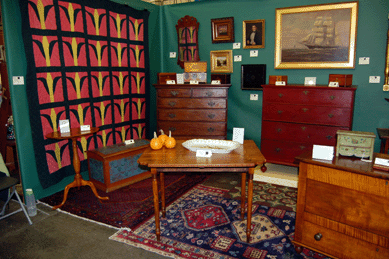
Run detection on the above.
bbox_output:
[330,95,335,100]
[300,146,306,150]
[169,127,176,132]
[207,127,215,132]
[275,148,281,153]
[314,233,322,241]
[276,128,282,132]
[207,114,216,119]
[170,90,179,96]
[302,108,309,112]
[278,93,283,98]
[168,113,176,118]
[326,135,333,140]
[303,90,309,95]
[301,126,306,131]
[277,110,283,114]
[206,91,214,97]
[168,101,176,107]
[328,114,334,118]
[208,101,216,107]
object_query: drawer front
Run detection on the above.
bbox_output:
[263,104,352,127]
[158,122,226,136]
[192,88,227,98]
[305,179,389,238]
[260,139,310,164]
[158,109,226,122]
[157,88,192,98]
[263,88,354,107]
[158,98,226,109]
[261,121,348,145]
[296,220,389,259]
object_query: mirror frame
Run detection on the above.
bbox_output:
[176,15,200,69]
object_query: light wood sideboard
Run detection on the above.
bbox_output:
[294,152,389,259]
[261,84,357,167]
[154,84,231,139]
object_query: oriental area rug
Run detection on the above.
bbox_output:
[40,172,207,229]
[110,184,331,259]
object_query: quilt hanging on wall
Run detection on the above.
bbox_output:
[19,0,150,188]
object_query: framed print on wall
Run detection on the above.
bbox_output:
[243,19,265,49]
[211,17,234,43]
[274,1,358,69]
[210,50,233,73]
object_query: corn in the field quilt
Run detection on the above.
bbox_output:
[19,0,150,188]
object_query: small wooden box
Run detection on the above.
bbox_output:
[158,73,177,84]
[183,72,207,84]
[269,75,288,85]
[184,61,207,73]
[336,130,376,159]
[211,74,231,84]
[87,139,150,192]
[328,74,353,86]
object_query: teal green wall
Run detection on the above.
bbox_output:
[1,0,389,199]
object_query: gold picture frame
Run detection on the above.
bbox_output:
[243,19,265,49]
[275,2,358,69]
[210,50,233,73]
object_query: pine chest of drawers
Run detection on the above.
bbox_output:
[294,152,389,259]
[261,85,357,166]
[154,84,231,139]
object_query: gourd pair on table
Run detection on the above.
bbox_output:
[150,129,176,150]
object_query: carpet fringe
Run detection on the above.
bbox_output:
[39,200,120,230]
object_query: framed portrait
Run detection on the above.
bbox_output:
[210,50,233,73]
[275,2,358,69]
[243,19,265,49]
[211,17,234,43]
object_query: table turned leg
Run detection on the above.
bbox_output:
[246,167,255,243]
[151,168,161,241]
[160,172,166,218]
[53,138,108,210]
[240,172,246,219]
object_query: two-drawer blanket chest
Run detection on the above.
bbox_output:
[261,84,357,167]
[154,84,231,139]
[87,139,150,192]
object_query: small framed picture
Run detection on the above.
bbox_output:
[211,17,234,44]
[243,19,265,49]
[210,50,233,73]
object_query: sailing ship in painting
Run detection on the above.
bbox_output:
[299,16,336,49]
[282,15,349,62]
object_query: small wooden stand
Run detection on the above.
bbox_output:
[46,127,108,210]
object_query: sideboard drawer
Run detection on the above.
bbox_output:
[158,121,226,136]
[263,104,352,127]
[192,88,227,98]
[298,220,389,259]
[158,98,227,109]
[157,88,192,98]
[261,121,347,145]
[260,139,309,164]
[158,109,226,121]
[263,87,354,107]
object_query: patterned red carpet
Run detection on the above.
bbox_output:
[40,172,208,229]
[110,184,330,259]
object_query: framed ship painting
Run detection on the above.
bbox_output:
[275,2,358,69]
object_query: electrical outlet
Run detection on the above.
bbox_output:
[250,94,258,101]
[13,76,24,85]
[369,76,380,83]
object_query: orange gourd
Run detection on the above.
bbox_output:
[158,129,168,145]
[164,131,176,149]
[150,132,163,150]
